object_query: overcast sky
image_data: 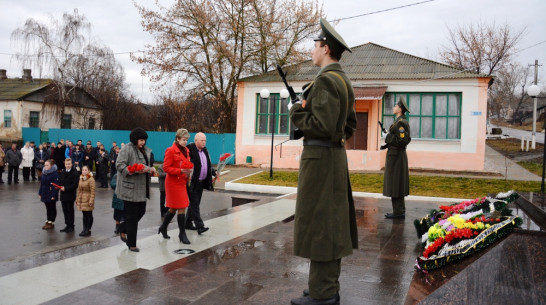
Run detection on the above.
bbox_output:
[1,0,545,104]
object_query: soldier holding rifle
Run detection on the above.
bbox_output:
[284,18,357,305]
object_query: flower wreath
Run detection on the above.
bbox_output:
[414,190,522,271]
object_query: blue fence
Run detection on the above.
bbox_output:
[22,127,235,164]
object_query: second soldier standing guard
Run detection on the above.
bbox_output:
[382,97,411,219]
[289,18,358,305]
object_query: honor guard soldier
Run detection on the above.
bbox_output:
[382,97,411,219]
[289,18,358,305]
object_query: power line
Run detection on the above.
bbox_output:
[330,0,437,22]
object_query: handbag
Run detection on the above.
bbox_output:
[36,163,44,171]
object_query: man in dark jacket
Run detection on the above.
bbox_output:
[58,158,80,233]
[289,19,357,305]
[6,143,22,184]
[186,132,216,234]
[83,141,95,172]
[53,142,66,172]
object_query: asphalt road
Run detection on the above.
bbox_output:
[490,124,545,144]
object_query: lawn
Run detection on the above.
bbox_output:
[237,171,541,199]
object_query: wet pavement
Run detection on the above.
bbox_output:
[0,167,545,304]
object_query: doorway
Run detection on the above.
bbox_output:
[346,112,368,150]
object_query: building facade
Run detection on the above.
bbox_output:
[0,69,102,143]
[235,43,492,172]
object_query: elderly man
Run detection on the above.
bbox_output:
[6,143,22,184]
[185,132,216,234]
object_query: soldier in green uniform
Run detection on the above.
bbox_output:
[289,18,358,305]
[382,97,411,219]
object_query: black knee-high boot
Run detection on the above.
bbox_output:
[158,212,176,239]
[177,214,190,244]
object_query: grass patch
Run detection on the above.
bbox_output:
[517,161,543,177]
[237,171,541,198]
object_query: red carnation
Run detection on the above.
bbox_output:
[219,153,232,162]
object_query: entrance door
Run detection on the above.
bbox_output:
[346,112,368,150]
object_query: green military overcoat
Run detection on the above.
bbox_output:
[383,114,411,197]
[290,63,358,262]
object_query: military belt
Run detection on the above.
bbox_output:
[303,139,344,148]
[388,146,406,151]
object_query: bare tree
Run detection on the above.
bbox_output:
[132,0,322,133]
[488,63,531,122]
[10,10,142,130]
[440,21,525,76]
[11,9,91,122]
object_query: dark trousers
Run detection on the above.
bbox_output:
[43,201,57,222]
[7,165,18,183]
[309,259,341,299]
[119,201,146,248]
[22,167,31,181]
[186,180,205,228]
[110,165,116,180]
[61,200,75,228]
[159,191,167,218]
[391,197,405,215]
[0,165,4,182]
[98,171,107,187]
[31,165,36,180]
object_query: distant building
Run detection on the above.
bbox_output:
[0,69,102,142]
[235,43,492,172]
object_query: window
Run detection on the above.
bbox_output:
[255,93,292,135]
[88,117,95,130]
[3,110,11,128]
[61,114,72,129]
[29,111,39,128]
[382,93,461,139]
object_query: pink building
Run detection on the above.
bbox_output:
[235,43,492,172]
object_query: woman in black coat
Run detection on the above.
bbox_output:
[58,158,80,233]
[38,159,60,230]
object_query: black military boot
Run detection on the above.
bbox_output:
[79,214,89,236]
[158,212,176,239]
[290,295,339,305]
[177,214,191,244]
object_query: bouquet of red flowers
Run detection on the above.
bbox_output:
[216,153,233,174]
[180,160,194,169]
[127,163,146,174]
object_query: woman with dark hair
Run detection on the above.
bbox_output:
[38,159,60,230]
[115,127,156,252]
[158,128,193,244]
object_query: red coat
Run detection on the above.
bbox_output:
[163,143,191,209]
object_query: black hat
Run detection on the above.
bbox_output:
[130,127,148,145]
[314,18,352,53]
[397,97,410,113]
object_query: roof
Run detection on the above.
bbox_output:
[0,78,52,100]
[239,42,491,83]
[0,78,100,109]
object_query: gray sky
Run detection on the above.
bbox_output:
[1,0,545,104]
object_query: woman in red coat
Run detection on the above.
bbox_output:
[158,128,193,244]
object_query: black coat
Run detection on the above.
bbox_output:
[187,143,216,192]
[59,166,81,202]
[39,165,60,202]
[383,114,411,197]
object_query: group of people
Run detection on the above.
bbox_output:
[0,139,122,188]
[115,128,215,252]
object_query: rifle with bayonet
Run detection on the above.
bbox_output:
[277,64,303,140]
[379,121,388,150]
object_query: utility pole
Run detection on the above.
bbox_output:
[530,59,540,149]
